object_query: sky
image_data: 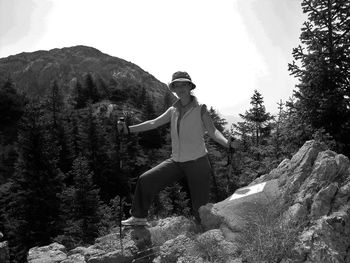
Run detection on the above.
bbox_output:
[0,0,306,122]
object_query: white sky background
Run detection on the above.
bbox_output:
[0,0,306,120]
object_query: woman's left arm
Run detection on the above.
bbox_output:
[201,105,230,148]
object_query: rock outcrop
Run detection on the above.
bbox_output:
[27,140,350,263]
[28,216,197,263]
[200,140,350,262]
[199,179,281,235]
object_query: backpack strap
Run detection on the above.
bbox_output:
[200,104,207,118]
[200,104,209,127]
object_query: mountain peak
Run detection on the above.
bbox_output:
[2,45,104,60]
[50,45,105,58]
[0,46,168,108]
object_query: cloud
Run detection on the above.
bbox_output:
[228,0,306,114]
[0,0,52,55]
[236,0,304,60]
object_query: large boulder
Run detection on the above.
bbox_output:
[155,228,238,263]
[28,243,67,263]
[156,234,196,263]
[149,216,197,246]
[195,229,238,261]
[199,179,281,236]
[61,253,86,263]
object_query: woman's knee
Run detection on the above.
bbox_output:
[137,169,162,191]
[138,171,152,187]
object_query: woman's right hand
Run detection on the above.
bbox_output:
[117,118,129,135]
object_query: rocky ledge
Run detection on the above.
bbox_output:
[27,140,350,263]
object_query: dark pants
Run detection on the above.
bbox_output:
[131,154,212,222]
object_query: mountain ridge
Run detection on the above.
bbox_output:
[0,45,169,109]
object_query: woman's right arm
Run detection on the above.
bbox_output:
[128,107,172,133]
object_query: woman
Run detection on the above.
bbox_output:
[119,71,234,226]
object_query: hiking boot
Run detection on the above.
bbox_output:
[121,216,148,226]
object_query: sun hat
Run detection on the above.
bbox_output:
[168,71,196,91]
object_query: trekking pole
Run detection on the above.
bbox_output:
[118,116,126,254]
[106,104,125,253]
[117,111,133,254]
[225,135,235,195]
[207,155,220,201]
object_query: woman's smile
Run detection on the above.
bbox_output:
[173,83,191,97]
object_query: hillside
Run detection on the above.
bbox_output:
[0,45,168,108]
[0,45,175,186]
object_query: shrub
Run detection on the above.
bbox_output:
[237,201,303,263]
[149,183,191,219]
[195,229,238,263]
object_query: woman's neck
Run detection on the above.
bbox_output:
[180,96,192,107]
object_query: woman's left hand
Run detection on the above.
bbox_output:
[106,104,114,118]
[227,136,238,149]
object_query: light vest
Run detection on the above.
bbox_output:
[170,97,208,162]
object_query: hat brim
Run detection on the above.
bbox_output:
[168,79,196,91]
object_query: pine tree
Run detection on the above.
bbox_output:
[240,90,273,147]
[231,90,273,182]
[288,0,350,154]
[77,104,112,201]
[232,121,252,152]
[138,92,163,149]
[58,108,81,185]
[0,78,24,130]
[276,96,314,156]
[0,78,25,181]
[84,73,100,103]
[203,107,234,201]
[68,109,81,158]
[45,80,64,128]
[96,76,110,99]
[268,100,284,163]
[107,115,134,207]
[44,80,73,173]
[73,80,86,109]
[208,106,228,134]
[56,156,102,249]
[5,102,64,262]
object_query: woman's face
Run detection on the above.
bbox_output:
[172,82,192,98]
